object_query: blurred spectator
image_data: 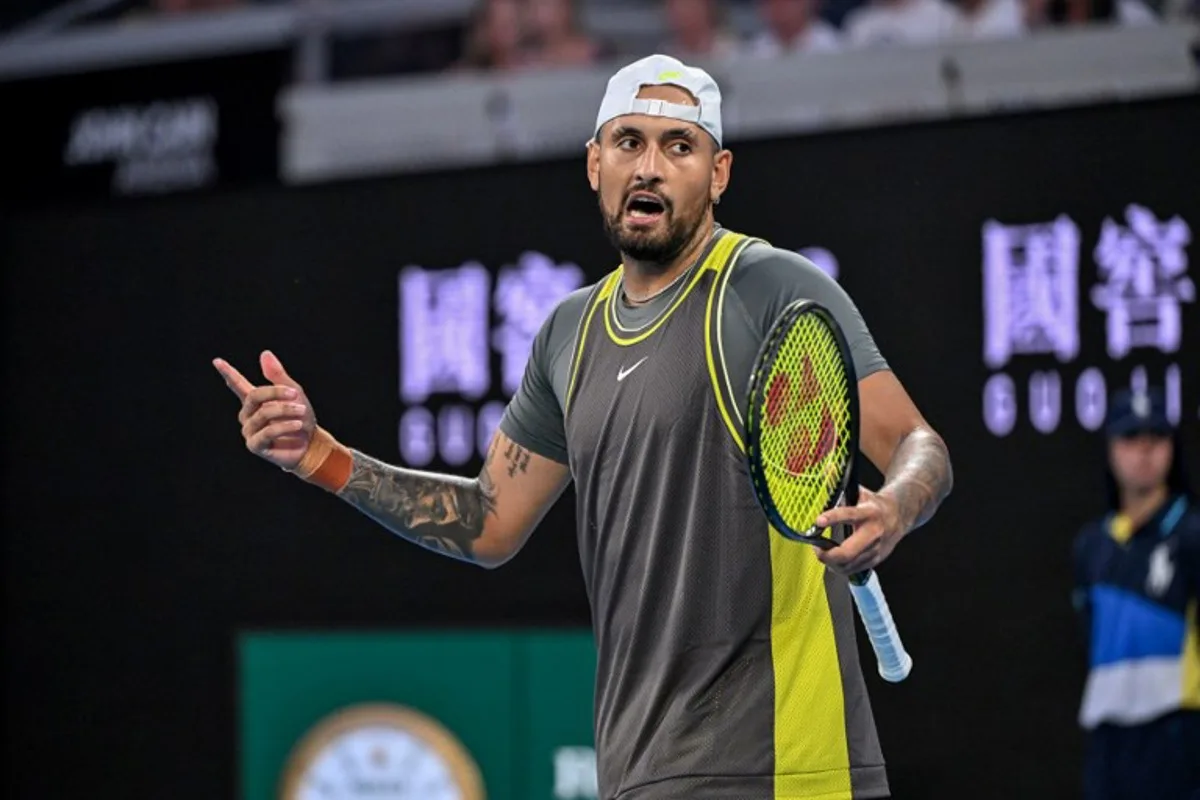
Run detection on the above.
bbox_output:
[662,0,742,60]
[1023,0,1158,26]
[950,0,1027,38]
[747,0,842,56]
[457,0,530,71]
[524,0,603,67]
[843,0,963,47]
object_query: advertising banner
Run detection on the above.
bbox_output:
[1,48,285,208]
[239,631,598,800]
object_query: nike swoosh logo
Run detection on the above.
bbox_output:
[617,357,648,382]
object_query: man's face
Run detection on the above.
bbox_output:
[1109,432,1173,495]
[587,84,730,266]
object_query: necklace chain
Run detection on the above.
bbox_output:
[622,266,690,305]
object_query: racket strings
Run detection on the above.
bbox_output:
[757,315,853,532]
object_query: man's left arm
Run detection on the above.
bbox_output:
[727,244,952,574]
[861,371,954,533]
[815,371,953,575]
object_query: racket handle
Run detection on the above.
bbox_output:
[848,570,913,683]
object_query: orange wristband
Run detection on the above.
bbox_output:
[291,427,353,493]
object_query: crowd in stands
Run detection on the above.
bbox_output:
[6,0,1195,78]
[461,0,1176,68]
[340,0,1192,77]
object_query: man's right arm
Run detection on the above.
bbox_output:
[333,430,570,568]
[217,288,584,568]
[316,290,577,566]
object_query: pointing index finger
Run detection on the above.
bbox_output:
[213,358,255,401]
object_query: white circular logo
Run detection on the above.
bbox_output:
[1131,391,1150,419]
[280,704,485,800]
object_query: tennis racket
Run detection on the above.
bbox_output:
[746,299,913,683]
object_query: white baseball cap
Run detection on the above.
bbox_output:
[592,54,723,148]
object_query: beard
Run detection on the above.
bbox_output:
[599,181,709,270]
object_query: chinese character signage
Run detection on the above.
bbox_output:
[397,252,585,468]
[982,216,1081,369]
[1091,204,1194,359]
[493,252,586,396]
[981,205,1194,437]
[399,263,493,404]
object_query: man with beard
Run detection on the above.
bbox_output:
[213,55,953,800]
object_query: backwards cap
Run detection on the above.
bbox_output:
[592,54,723,148]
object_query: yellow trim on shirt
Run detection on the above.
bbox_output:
[602,231,736,346]
[702,233,759,453]
[565,270,620,415]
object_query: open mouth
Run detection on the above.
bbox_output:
[625,192,666,221]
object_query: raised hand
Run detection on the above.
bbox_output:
[212,350,317,471]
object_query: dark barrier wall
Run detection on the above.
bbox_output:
[4,92,1198,799]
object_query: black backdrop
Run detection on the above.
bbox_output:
[4,92,1199,799]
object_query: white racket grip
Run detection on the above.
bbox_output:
[849,571,913,683]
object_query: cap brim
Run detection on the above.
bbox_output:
[1107,418,1173,437]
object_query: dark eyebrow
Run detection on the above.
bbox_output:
[610,125,700,144]
[611,125,641,142]
[663,127,699,143]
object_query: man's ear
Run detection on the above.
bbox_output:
[586,139,600,192]
[711,148,732,205]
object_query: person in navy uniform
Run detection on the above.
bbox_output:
[1072,387,1200,800]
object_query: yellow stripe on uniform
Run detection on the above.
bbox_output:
[770,527,853,799]
[1182,600,1200,710]
[695,230,854,798]
[702,232,760,453]
[565,270,621,415]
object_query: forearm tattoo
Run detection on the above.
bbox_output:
[336,438,506,563]
[882,427,953,534]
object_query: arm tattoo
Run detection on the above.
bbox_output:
[335,439,503,563]
[503,439,531,478]
[880,427,953,535]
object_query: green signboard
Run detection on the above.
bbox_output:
[239,630,597,800]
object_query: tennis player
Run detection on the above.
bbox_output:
[214,54,953,800]
[1072,387,1199,800]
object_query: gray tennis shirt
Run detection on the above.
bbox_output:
[499,228,891,800]
[501,235,887,463]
